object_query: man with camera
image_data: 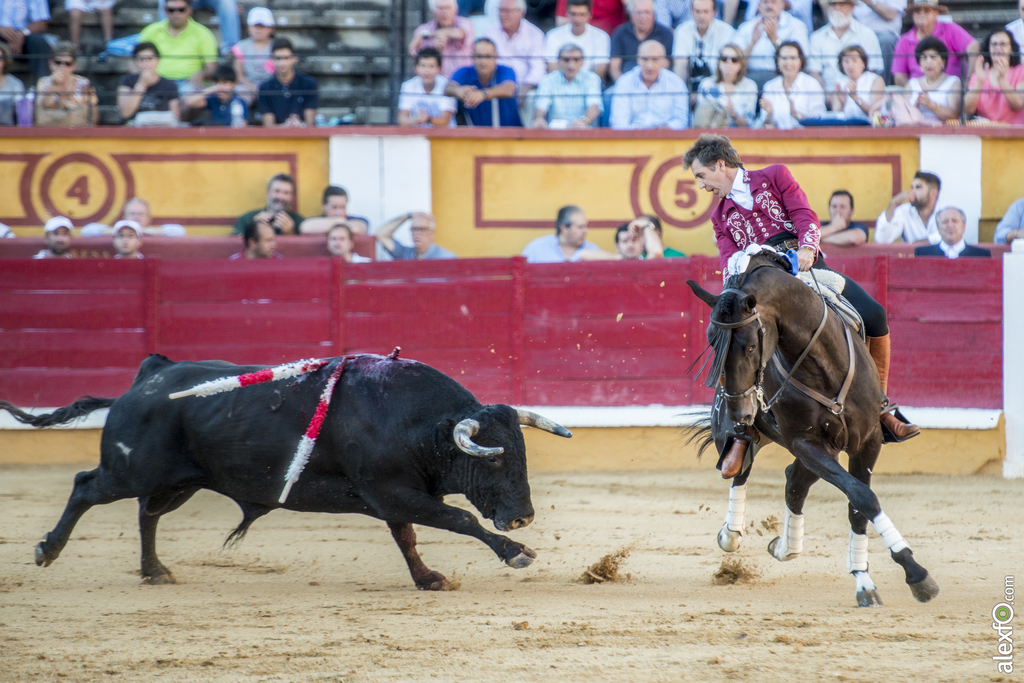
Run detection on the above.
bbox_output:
[233,173,305,236]
[672,0,735,96]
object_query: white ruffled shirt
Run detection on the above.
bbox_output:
[726,168,754,210]
[938,238,967,259]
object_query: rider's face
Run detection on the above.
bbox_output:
[690,159,733,199]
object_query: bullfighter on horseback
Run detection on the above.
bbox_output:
[683,133,919,475]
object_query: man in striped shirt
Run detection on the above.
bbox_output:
[533,44,603,128]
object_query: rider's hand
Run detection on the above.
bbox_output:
[797,246,815,271]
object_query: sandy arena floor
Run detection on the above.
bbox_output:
[0,464,1020,683]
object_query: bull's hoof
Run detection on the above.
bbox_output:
[908,573,940,603]
[506,546,536,569]
[142,571,177,585]
[717,524,743,553]
[35,535,54,567]
[415,571,450,591]
[856,588,884,608]
[767,537,798,562]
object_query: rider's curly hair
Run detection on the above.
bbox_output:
[682,134,744,171]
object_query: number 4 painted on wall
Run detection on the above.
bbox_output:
[66,175,90,205]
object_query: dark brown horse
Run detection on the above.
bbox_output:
[688,251,939,608]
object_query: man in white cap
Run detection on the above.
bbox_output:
[807,0,883,93]
[34,217,74,259]
[112,220,144,259]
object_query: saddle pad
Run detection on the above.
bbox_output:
[796,270,864,336]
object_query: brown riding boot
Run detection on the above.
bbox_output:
[866,334,920,440]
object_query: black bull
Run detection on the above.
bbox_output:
[0,353,571,590]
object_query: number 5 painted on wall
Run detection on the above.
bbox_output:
[674,179,697,209]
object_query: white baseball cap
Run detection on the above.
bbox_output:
[247,7,275,26]
[113,220,143,237]
[44,216,74,233]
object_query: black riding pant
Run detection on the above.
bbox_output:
[811,260,888,338]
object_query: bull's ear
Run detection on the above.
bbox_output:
[437,418,456,443]
[687,280,719,309]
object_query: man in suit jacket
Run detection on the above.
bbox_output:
[913,207,992,259]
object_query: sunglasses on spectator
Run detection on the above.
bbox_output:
[165,5,189,13]
[719,56,741,63]
[51,59,75,66]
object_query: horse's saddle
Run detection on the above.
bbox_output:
[796,270,865,340]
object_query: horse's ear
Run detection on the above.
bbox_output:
[687,280,719,309]
[744,294,757,311]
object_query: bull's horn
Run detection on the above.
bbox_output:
[516,409,573,438]
[453,418,504,457]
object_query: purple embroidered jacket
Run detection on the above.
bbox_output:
[712,165,821,277]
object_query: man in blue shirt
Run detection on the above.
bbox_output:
[521,205,602,263]
[375,211,457,260]
[445,37,521,126]
[185,63,248,125]
[258,37,318,127]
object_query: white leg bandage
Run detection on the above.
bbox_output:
[725,485,746,532]
[771,506,804,561]
[847,530,869,573]
[871,511,910,554]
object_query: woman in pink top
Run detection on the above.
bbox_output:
[965,29,1024,124]
[891,0,978,86]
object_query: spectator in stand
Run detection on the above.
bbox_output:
[830,44,884,121]
[112,220,144,259]
[533,44,603,127]
[852,0,905,84]
[913,207,991,258]
[655,0,691,29]
[184,63,248,125]
[34,43,98,127]
[485,0,546,97]
[609,0,674,82]
[693,44,757,127]
[156,0,240,54]
[399,48,458,127]
[820,190,868,246]
[0,0,51,83]
[554,0,624,36]
[610,40,689,129]
[258,38,318,127]
[139,0,218,93]
[965,30,1024,125]
[759,41,824,129]
[806,0,882,94]
[119,197,185,236]
[892,0,977,88]
[733,0,813,33]
[672,0,735,94]
[34,217,73,259]
[374,212,456,260]
[299,186,371,235]
[233,173,304,235]
[1008,0,1024,49]
[410,0,474,79]
[874,171,941,244]
[231,214,281,259]
[0,44,25,125]
[232,8,276,105]
[732,0,809,91]
[544,0,611,81]
[117,42,180,125]
[446,38,522,126]
[327,222,372,262]
[907,36,961,126]
[611,218,664,258]
[995,197,1024,243]
[67,0,113,53]
[521,205,601,263]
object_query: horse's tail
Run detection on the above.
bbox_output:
[685,413,716,461]
[0,397,117,428]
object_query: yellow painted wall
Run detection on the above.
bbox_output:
[981,138,1024,220]
[431,136,920,257]
[0,137,329,237]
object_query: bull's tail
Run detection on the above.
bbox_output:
[684,413,715,461]
[0,397,116,428]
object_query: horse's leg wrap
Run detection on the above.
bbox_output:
[717,485,746,552]
[847,529,869,573]
[769,506,803,561]
[871,511,910,554]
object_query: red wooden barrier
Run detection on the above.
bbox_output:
[0,256,1004,409]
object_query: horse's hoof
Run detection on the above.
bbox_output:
[856,588,884,608]
[506,549,536,569]
[35,535,53,567]
[908,573,940,603]
[767,537,797,562]
[415,571,450,591]
[717,525,743,553]
[142,572,177,585]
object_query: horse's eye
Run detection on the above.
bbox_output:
[748,345,756,353]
